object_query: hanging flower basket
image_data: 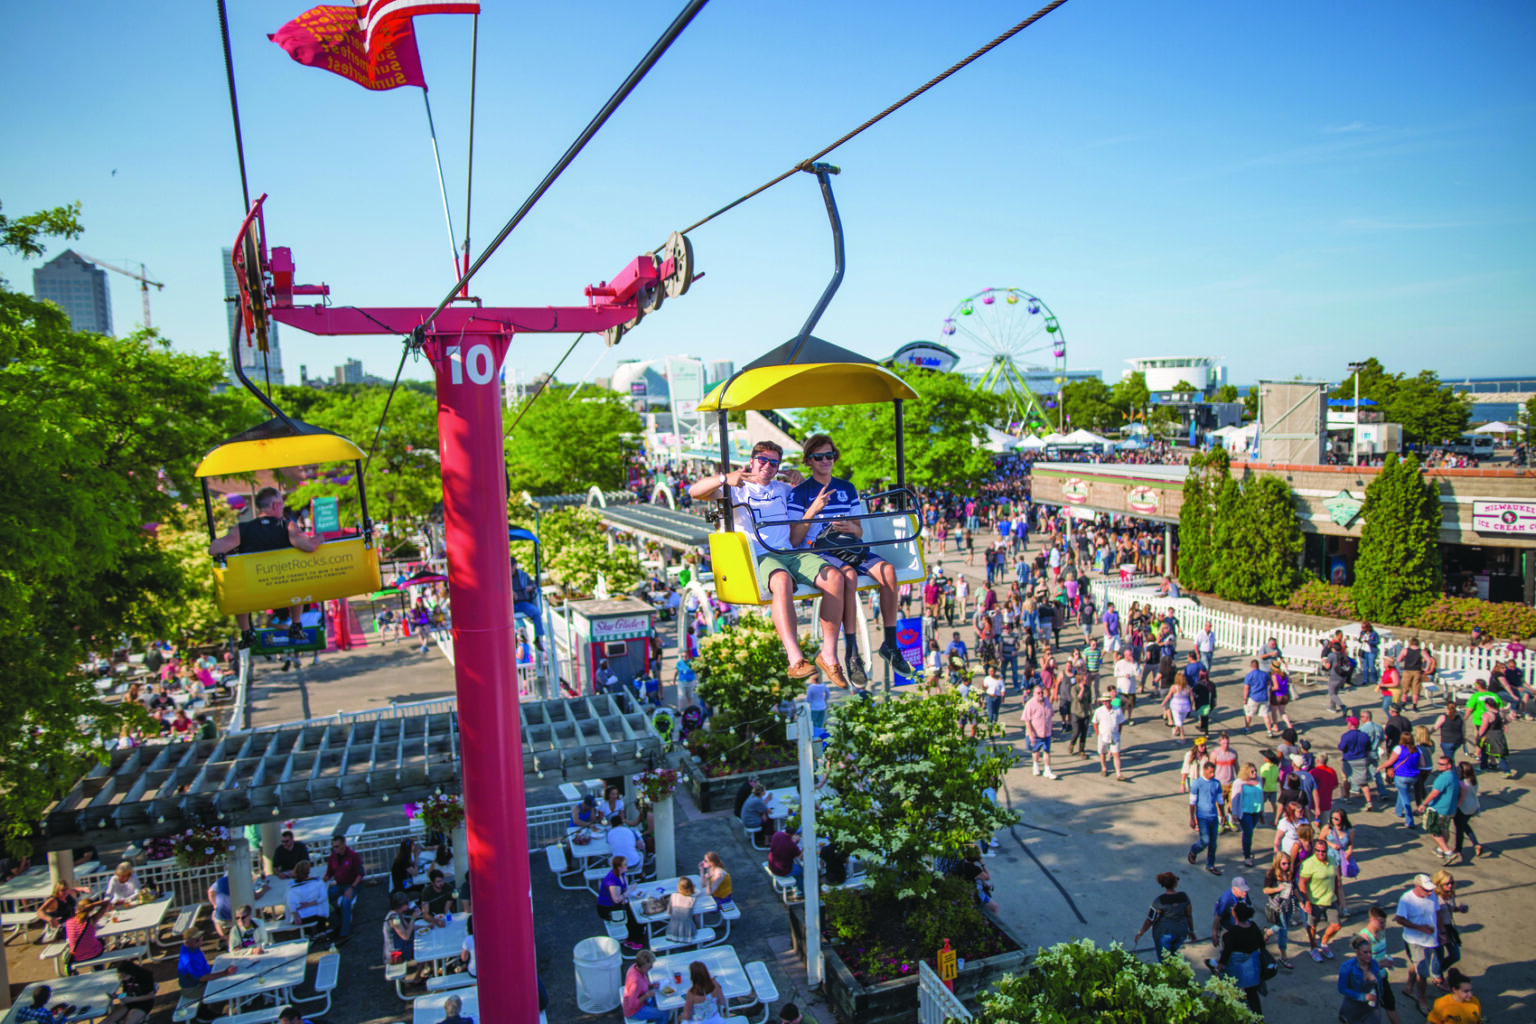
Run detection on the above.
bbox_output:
[171,825,231,868]
[419,792,466,834]
[632,767,679,805]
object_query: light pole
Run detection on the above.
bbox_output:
[1346,361,1367,465]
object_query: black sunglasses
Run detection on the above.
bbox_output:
[752,455,781,467]
[807,450,839,462]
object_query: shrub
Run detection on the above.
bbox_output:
[1284,580,1359,619]
[1409,597,1536,639]
[969,939,1260,1024]
[693,615,817,750]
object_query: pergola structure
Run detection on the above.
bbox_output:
[41,695,664,854]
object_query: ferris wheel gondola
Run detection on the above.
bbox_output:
[942,287,1066,430]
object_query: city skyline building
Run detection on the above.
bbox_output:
[221,246,283,387]
[33,250,113,335]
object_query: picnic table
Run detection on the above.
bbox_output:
[566,826,615,863]
[627,875,714,936]
[96,893,173,944]
[199,939,311,1012]
[411,913,469,972]
[649,944,752,1013]
[413,988,478,1024]
[1,971,121,1024]
[0,866,58,909]
[253,877,292,917]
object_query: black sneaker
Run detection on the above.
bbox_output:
[848,658,868,687]
[238,629,255,650]
[876,639,903,665]
[286,623,305,642]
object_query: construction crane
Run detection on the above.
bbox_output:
[76,254,163,329]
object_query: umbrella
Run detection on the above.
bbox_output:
[403,569,448,586]
[1471,421,1516,434]
[368,589,402,601]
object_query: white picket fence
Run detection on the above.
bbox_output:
[918,959,972,1023]
[1086,575,1536,683]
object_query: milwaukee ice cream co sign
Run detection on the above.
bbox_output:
[1472,501,1536,535]
[591,615,652,641]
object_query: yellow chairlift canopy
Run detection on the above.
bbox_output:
[195,417,366,477]
[699,362,917,413]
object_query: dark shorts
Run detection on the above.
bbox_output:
[1309,902,1340,927]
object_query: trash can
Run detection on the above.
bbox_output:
[574,935,622,1013]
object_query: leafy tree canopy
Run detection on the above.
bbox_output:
[1332,358,1472,443]
[1058,377,1118,432]
[1110,371,1150,417]
[1167,379,1201,393]
[504,384,641,496]
[799,366,1001,490]
[1212,384,1240,405]
[0,200,81,264]
[1,200,246,854]
[508,506,643,598]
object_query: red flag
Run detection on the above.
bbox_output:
[356,0,479,73]
[270,5,427,91]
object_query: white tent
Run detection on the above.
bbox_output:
[1016,434,1046,450]
[982,426,1016,453]
[1210,425,1241,438]
[1124,423,1150,436]
[1062,428,1110,446]
[1040,432,1069,445]
[1472,421,1516,434]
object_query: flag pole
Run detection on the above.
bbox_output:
[422,90,461,281]
[461,13,478,291]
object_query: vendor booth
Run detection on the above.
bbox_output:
[562,597,657,695]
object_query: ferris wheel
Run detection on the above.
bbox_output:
[941,288,1065,431]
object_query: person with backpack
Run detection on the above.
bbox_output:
[1134,871,1195,957]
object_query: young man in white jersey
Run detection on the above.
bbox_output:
[788,434,903,687]
[689,440,851,685]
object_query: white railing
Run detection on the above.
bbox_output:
[918,959,972,1023]
[435,631,545,697]
[1086,575,1536,682]
[246,697,460,734]
[76,858,224,912]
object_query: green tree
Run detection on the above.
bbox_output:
[0,202,244,853]
[1330,357,1396,405]
[799,366,1000,490]
[1242,386,1259,420]
[504,385,641,496]
[0,200,81,261]
[1384,371,1472,444]
[692,615,803,751]
[1353,453,1442,622]
[286,386,444,533]
[819,691,1016,902]
[1110,371,1150,421]
[509,507,642,598]
[1177,449,1229,592]
[1212,384,1240,405]
[1168,379,1201,394]
[1058,377,1118,432]
[1213,474,1304,605]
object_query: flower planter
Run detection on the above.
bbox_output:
[788,902,1029,1024]
[678,756,799,813]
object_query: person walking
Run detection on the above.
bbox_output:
[1385,733,1421,831]
[1067,673,1093,759]
[1187,760,1224,875]
[1394,874,1443,1016]
[1451,762,1485,861]
[1415,753,1460,863]
[1261,851,1298,971]
[1022,686,1060,780]
[1229,764,1266,868]
[1092,694,1130,782]
[1338,935,1386,1024]
[1234,666,1271,736]
[1300,835,1344,962]
[1214,903,1267,1016]
[1134,871,1195,958]
[1196,624,1216,674]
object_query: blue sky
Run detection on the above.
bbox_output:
[3,1,1533,387]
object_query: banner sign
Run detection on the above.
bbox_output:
[591,614,653,641]
[893,615,924,686]
[311,495,340,533]
[1472,500,1536,535]
[214,536,381,614]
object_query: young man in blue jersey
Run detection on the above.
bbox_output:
[788,434,903,687]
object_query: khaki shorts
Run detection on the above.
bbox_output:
[759,550,835,590]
